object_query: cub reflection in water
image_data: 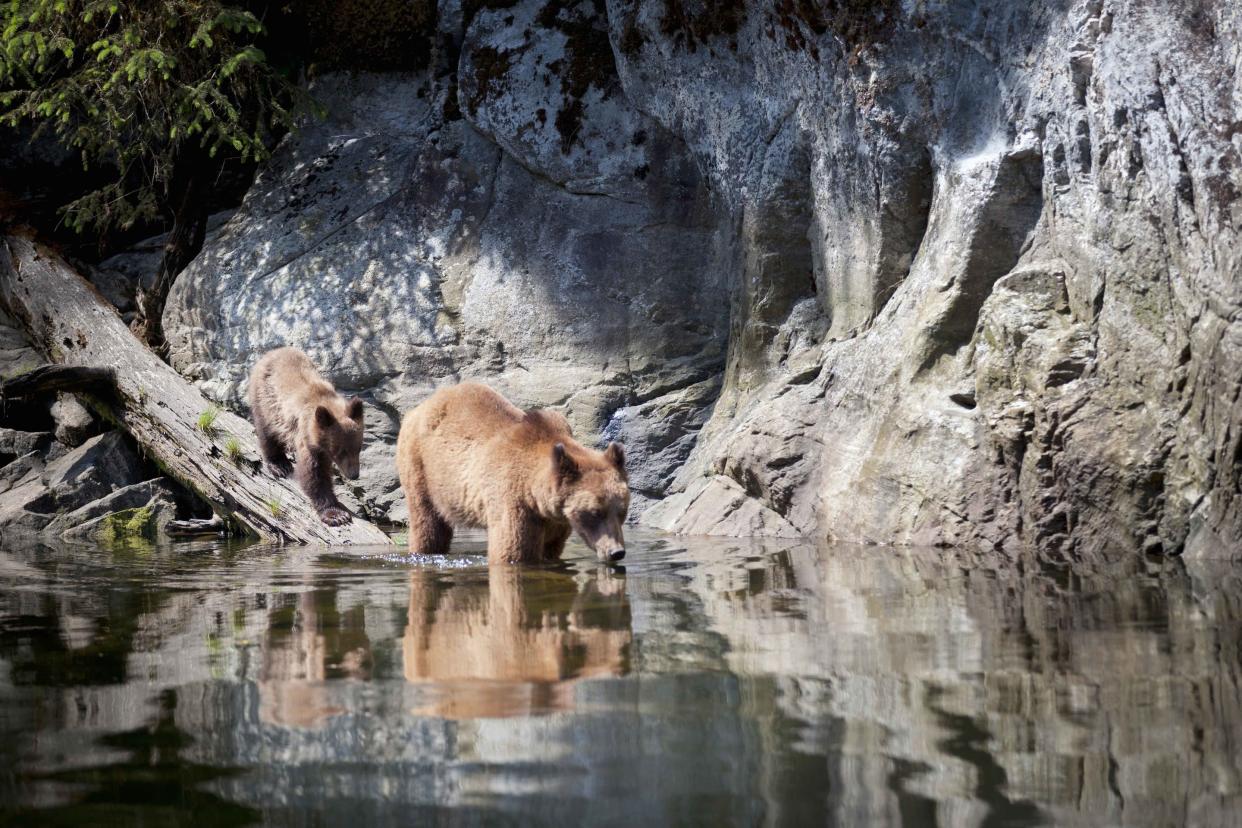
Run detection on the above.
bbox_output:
[403,567,631,718]
[258,589,373,728]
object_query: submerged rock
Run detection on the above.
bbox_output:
[162,0,1242,557]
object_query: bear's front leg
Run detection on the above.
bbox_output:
[253,406,293,478]
[541,521,571,561]
[295,450,352,526]
[486,507,542,565]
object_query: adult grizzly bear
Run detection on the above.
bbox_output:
[397,383,629,564]
[249,347,364,526]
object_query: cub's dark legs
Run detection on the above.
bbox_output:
[253,406,293,478]
[295,449,351,526]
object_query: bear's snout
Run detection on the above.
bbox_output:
[595,540,625,563]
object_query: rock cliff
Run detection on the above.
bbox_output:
[165,0,1241,557]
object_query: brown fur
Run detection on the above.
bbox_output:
[248,347,364,526]
[396,383,629,564]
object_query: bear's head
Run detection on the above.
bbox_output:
[553,441,629,562]
[312,396,365,480]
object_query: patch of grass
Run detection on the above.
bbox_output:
[224,436,243,464]
[197,406,220,436]
[265,497,282,518]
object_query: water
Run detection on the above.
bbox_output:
[1,531,1239,826]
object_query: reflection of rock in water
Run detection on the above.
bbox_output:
[3,687,259,824]
[259,589,374,728]
[402,568,631,718]
[649,538,1242,826]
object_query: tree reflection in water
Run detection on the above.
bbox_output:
[0,535,1238,826]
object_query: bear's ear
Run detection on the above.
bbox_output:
[552,442,578,482]
[603,442,626,474]
[346,396,364,421]
[314,405,336,429]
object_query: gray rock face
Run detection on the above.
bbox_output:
[90,211,233,317]
[165,36,730,522]
[613,0,1242,559]
[0,431,165,535]
[164,0,1241,557]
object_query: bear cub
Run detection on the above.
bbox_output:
[397,383,629,564]
[249,347,364,526]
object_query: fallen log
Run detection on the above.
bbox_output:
[0,233,391,545]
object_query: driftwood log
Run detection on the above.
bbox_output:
[0,233,391,545]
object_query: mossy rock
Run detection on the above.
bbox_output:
[96,506,160,542]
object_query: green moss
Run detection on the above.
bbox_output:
[97,506,158,545]
[0,359,41,382]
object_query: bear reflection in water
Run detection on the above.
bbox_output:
[255,566,630,726]
[403,567,631,718]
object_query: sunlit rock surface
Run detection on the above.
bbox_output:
[165,0,1242,555]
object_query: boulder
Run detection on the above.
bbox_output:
[0,432,150,533]
[48,394,99,448]
[55,481,180,542]
[0,428,53,464]
[89,211,234,316]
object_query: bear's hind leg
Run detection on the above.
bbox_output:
[253,406,293,478]
[400,451,452,555]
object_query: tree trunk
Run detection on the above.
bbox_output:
[0,233,392,546]
[133,147,210,352]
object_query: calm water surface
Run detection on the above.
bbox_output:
[0,531,1239,826]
